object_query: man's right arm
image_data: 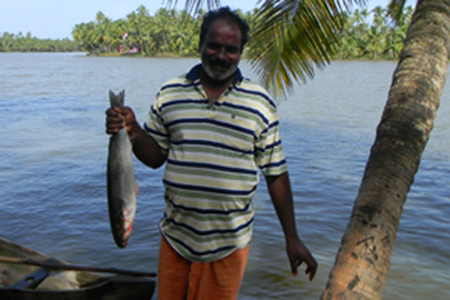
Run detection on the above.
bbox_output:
[106,107,167,169]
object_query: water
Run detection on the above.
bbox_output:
[0,53,448,299]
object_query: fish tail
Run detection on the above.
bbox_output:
[109,90,125,108]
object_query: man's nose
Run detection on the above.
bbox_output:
[217,47,226,59]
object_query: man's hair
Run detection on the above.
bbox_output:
[199,6,250,52]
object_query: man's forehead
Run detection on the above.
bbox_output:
[206,18,242,39]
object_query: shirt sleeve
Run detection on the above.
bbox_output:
[254,110,288,176]
[143,91,170,156]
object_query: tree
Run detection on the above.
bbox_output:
[169,10,199,56]
[68,5,409,59]
[72,22,98,53]
[94,11,115,53]
[153,8,175,54]
[335,11,361,59]
[365,26,385,59]
[0,32,15,52]
[134,5,154,55]
[321,0,450,298]
[385,6,414,58]
[365,6,387,59]
[167,0,449,299]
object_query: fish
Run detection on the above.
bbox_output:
[37,271,80,290]
[107,90,138,248]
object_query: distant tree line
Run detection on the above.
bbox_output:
[1,5,412,60]
[0,32,79,52]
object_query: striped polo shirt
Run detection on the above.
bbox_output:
[143,64,288,262]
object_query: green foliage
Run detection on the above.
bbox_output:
[71,7,205,57]
[69,5,412,60]
[248,0,343,96]
[0,32,79,52]
[246,2,413,97]
[334,5,414,60]
[0,5,412,62]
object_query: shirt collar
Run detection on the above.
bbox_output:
[185,63,244,85]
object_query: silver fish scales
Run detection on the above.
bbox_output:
[107,90,137,248]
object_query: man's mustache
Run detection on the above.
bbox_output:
[209,59,231,68]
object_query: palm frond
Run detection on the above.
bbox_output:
[386,0,408,25]
[249,0,346,98]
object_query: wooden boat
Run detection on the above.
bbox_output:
[0,237,155,300]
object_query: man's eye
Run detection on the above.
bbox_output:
[226,47,239,53]
[207,43,220,50]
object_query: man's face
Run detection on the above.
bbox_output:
[200,18,242,82]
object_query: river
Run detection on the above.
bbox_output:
[0,53,448,299]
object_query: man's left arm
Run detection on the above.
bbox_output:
[265,171,318,281]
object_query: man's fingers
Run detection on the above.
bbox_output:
[305,266,313,281]
[290,262,297,276]
[291,257,318,280]
[105,108,126,134]
[305,260,318,281]
[291,259,302,276]
[106,107,119,116]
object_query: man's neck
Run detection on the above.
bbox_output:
[200,68,234,105]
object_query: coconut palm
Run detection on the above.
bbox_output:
[93,11,113,53]
[123,6,154,55]
[169,10,200,56]
[0,32,14,52]
[153,8,177,55]
[322,0,449,297]
[385,6,413,58]
[365,25,385,59]
[166,0,449,299]
[72,22,98,53]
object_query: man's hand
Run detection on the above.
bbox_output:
[265,173,318,281]
[105,107,138,136]
[106,106,167,169]
[286,237,317,281]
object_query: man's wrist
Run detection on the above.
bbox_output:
[285,234,300,245]
[129,133,136,145]
[128,122,142,145]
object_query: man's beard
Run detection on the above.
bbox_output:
[202,59,237,81]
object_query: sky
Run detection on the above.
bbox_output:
[0,0,399,40]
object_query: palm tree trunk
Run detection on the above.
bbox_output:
[322,0,450,299]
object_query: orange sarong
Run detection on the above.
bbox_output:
[157,236,249,300]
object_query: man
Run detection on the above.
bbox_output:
[106,7,317,300]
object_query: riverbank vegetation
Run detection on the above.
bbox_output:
[0,32,79,52]
[1,5,413,60]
